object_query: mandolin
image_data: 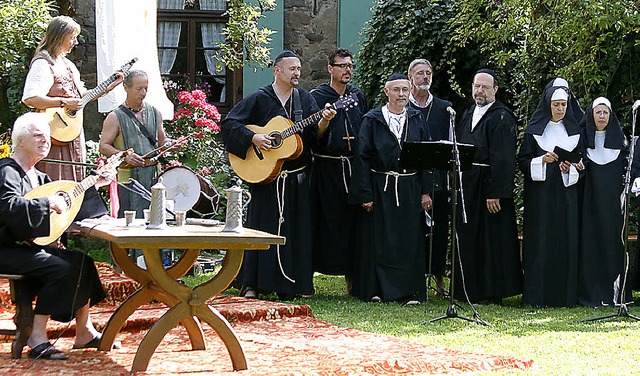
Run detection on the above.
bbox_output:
[24,151,128,246]
[229,92,358,184]
[44,58,137,143]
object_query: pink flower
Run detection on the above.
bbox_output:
[199,166,212,176]
[193,131,203,138]
[173,107,193,120]
[191,89,207,101]
[177,91,194,104]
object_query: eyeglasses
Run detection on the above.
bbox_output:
[331,63,355,70]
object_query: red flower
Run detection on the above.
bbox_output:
[191,89,208,101]
[193,131,203,138]
[177,91,194,104]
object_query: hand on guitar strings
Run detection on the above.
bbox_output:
[59,97,81,111]
[252,133,275,150]
[47,194,67,214]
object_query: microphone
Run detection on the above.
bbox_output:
[633,100,640,111]
[446,106,456,116]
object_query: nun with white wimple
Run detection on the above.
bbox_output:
[517,86,586,308]
[542,77,585,123]
[578,97,628,307]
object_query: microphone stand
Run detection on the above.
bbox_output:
[422,109,488,326]
[581,103,640,322]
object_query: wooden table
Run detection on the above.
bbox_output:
[77,219,285,373]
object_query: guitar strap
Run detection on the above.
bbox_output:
[118,105,158,147]
[292,88,303,123]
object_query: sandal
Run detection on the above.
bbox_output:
[28,342,69,360]
[73,335,122,350]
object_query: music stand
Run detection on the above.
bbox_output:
[400,141,488,326]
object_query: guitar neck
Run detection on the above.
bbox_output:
[281,110,324,139]
[73,175,99,198]
[80,73,119,107]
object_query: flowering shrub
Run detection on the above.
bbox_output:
[0,132,11,159]
[162,84,238,219]
[165,88,222,168]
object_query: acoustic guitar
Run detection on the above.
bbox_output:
[23,151,128,246]
[229,92,358,184]
[44,58,138,143]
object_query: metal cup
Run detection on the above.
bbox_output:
[124,210,136,226]
[175,211,186,226]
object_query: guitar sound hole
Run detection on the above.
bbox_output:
[270,132,283,148]
[57,191,72,211]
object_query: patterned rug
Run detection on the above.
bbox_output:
[0,265,534,375]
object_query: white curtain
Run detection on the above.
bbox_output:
[158,22,181,74]
[95,0,174,119]
[200,0,227,10]
[200,23,226,102]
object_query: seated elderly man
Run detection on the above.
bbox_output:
[0,113,115,360]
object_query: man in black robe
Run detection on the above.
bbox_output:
[349,73,433,304]
[407,58,451,297]
[221,50,336,300]
[455,69,522,304]
[310,48,369,292]
[0,113,113,359]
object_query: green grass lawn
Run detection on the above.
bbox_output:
[229,274,640,375]
[83,241,640,375]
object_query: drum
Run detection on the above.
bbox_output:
[157,166,220,218]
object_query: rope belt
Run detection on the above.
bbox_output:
[313,152,353,193]
[371,169,417,207]
[275,165,307,283]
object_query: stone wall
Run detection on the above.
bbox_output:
[284,0,338,91]
[67,0,103,140]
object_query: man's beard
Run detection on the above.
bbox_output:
[417,84,430,91]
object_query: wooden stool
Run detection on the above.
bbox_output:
[0,274,34,359]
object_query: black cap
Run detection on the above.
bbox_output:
[275,49,299,61]
[387,72,408,82]
[475,68,498,86]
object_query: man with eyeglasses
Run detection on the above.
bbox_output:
[407,58,452,298]
[309,48,369,295]
[453,69,522,305]
[349,73,434,304]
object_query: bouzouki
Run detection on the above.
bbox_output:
[24,151,129,246]
[44,58,138,143]
[229,92,358,184]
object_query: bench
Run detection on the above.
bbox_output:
[0,274,34,359]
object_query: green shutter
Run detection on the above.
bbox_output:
[337,0,375,54]
[242,1,284,97]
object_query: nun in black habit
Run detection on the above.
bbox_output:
[578,97,628,307]
[518,86,586,308]
[349,73,433,303]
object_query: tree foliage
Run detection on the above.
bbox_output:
[0,0,54,131]
[218,0,277,71]
[451,0,640,126]
[357,0,474,109]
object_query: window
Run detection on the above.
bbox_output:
[157,0,240,113]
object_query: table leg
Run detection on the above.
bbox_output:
[196,304,247,371]
[104,246,205,352]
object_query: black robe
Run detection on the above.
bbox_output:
[631,139,640,292]
[455,100,522,303]
[409,95,451,278]
[348,106,431,302]
[309,83,369,275]
[578,107,628,306]
[0,158,106,322]
[221,85,320,296]
[518,86,585,307]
